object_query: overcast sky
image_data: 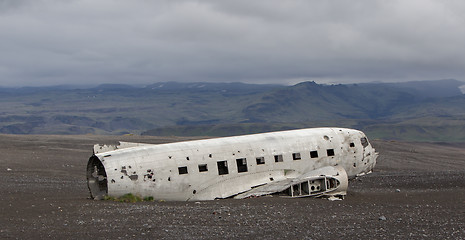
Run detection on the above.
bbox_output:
[1,0,464,86]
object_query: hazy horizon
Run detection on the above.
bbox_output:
[1,78,464,89]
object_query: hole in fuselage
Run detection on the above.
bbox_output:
[86,155,108,200]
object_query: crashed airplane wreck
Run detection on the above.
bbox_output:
[87,128,378,201]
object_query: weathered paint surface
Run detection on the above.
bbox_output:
[86,128,378,201]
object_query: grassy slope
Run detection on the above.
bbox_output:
[141,118,465,142]
[0,85,271,134]
[1,81,464,142]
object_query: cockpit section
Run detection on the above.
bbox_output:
[361,137,369,148]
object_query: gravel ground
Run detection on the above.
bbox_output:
[1,134,464,239]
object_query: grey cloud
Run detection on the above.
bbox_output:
[0,0,464,86]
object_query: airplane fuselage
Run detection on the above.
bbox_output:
[87,128,378,201]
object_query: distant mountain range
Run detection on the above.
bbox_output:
[1,79,464,142]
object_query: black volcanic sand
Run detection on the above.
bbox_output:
[1,135,464,239]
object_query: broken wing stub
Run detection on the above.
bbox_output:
[234,166,348,199]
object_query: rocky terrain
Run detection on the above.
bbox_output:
[1,134,464,239]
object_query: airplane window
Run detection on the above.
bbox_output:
[198,164,208,172]
[178,166,188,175]
[310,151,318,158]
[361,137,369,148]
[256,157,265,165]
[327,149,335,156]
[274,154,283,162]
[236,158,248,173]
[292,153,301,160]
[217,161,229,175]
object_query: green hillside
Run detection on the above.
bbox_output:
[1,80,464,142]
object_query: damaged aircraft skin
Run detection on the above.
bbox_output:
[87,128,378,201]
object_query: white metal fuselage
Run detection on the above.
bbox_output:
[87,128,378,201]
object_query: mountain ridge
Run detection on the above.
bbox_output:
[1,79,464,141]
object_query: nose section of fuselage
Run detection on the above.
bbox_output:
[356,144,378,177]
[365,146,378,173]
